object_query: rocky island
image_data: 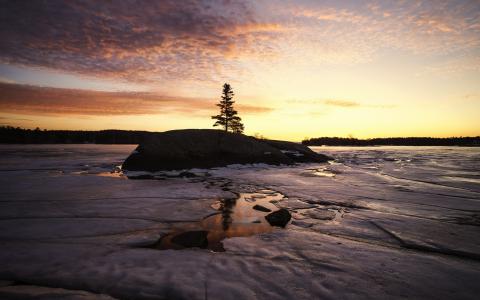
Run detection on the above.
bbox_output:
[122,129,332,171]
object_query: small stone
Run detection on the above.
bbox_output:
[253,204,272,212]
[265,209,291,227]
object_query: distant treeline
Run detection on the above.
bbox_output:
[2,126,480,146]
[0,126,152,144]
[302,136,480,147]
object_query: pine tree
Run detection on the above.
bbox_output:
[212,83,244,133]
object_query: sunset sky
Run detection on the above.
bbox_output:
[1,0,479,141]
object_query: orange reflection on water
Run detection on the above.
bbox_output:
[157,191,284,251]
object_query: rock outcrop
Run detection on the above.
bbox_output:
[262,139,331,163]
[122,129,332,171]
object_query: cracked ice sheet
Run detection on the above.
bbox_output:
[0,144,136,173]
[210,163,480,224]
[0,285,116,299]
[1,230,479,300]
[1,145,480,299]
[209,164,480,260]
[0,175,232,244]
[370,213,480,259]
[223,230,480,299]
[0,146,233,248]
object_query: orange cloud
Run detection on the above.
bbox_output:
[0,82,273,116]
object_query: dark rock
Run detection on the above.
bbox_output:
[265,209,292,227]
[178,171,196,178]
[127,174,156,180]
[262,139,333,162]
[0,280,15,287]
[122,129,332,171]
[170,230,209,248]
[253,204,272,212]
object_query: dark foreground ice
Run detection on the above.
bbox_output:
[0,144,479,299]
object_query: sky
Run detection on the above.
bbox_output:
[0,0,479,141]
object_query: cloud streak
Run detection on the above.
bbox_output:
[287,99,393,109]
[0,82,273,116]
[324,99,360,107]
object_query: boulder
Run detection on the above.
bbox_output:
[122,129,331,171]
[265,208,292,227]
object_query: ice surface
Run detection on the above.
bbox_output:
[0,285,115,299]
[0,145,479,299]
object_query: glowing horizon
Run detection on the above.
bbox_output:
[0,0,479,141]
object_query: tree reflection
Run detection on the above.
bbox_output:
[220,198,236,231]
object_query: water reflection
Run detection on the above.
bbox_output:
[153,191,284,251]
[220,198,236,231]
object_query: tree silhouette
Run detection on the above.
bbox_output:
[212,83,244,133]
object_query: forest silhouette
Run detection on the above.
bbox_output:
[1,126,479,146]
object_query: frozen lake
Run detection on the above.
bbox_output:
[0,144,479,299]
